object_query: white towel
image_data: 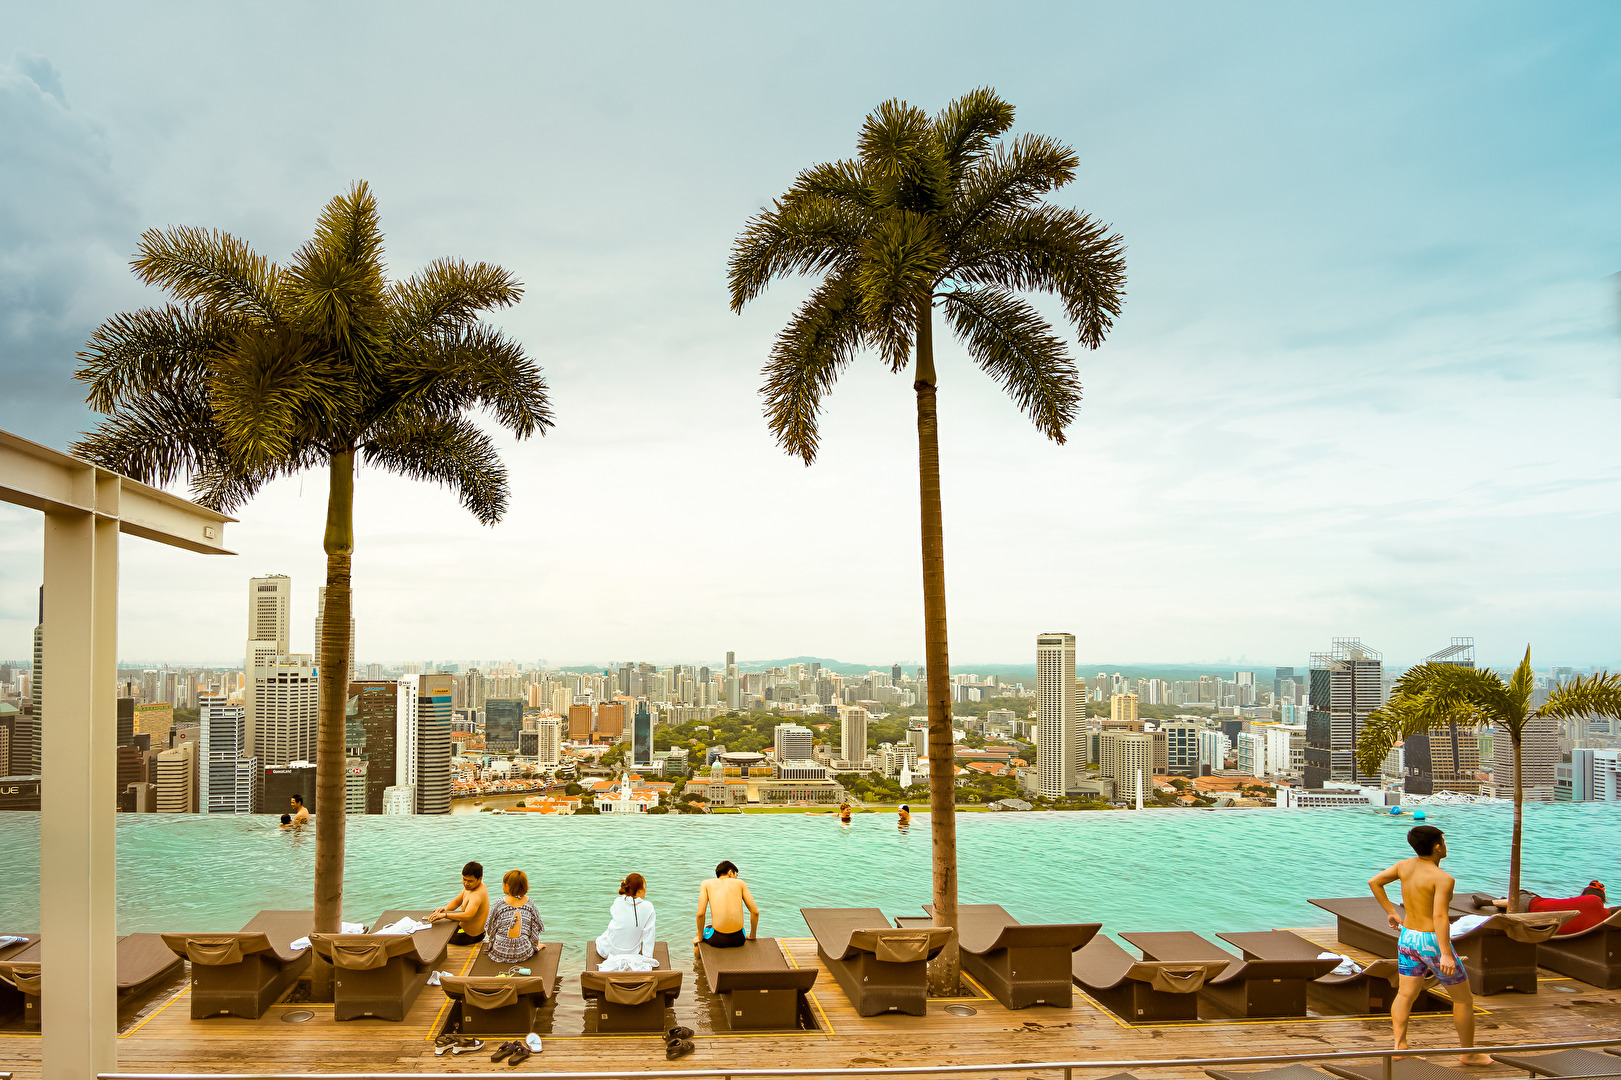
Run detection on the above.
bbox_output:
[426,969,454,986]
[1318,950,1361,976]
[375,917,432,936]
[290,937,310,951]
[0,936,28,949]
[598,953,659,972]
[1449,915,1491,939]
[289,921,366,952]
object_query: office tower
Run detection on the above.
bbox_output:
[1036,632,1079,799]
[567,703,594,742]
[598,702,625,741]
[251,656,318,767]
[134,703,174,747]
[382,785,415,813]
[1403,639,1481,795]
[395,674,420,807]
[0,705,12,777]
[1098,731,1153,802]
[262,761,317,815]
[115,697,134,749]
[1492,718,1559,801]
[1163,720,1200,776]
[1196,729,1231,773]
[532,717,562,767]
[344,756,367,812]
[154,742,196,813]
[1110,693,1139,725]
[347,681,395,812]
[314,587,357,680]
[774,723,815,761]
[484,699,522,753]
[413,674,453,814]
[1304,638,1383,787]
[248,575,292,649]
[22,587,41,775]
[839,707,869,765]
[726,651,735,669]
[632,702,653,767]
[199,694,254,814]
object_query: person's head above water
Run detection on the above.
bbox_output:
[1407,824,1446,859]
[279,813,291,825]
[715,860,738,878]
[290,793,304,808]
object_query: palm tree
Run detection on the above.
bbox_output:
[71,182,551,991]
[1358,649,1621,911]
[728,88,1126,988]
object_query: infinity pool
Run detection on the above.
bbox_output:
[0,803,1614,942]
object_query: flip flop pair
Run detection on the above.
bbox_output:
[434,1035,484,1057]
[492,1040,533,1066]
[665,1026,696,1059]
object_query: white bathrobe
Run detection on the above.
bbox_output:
[595,894,657,970]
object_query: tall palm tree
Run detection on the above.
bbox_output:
[728,88,1126,988]
[71,182,551,991]
[1358,649,1621,911]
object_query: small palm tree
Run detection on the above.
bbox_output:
[1359,649,1621,911]
[728,88,1126,988]
[72,182,551,988]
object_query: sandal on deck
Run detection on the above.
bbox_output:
[507,1044,533,1067]
[665,1026,695,1042]
[450,1038,486,1056]
[491,1041,520,1062]
[666,1039,696,1060]
[433,1033,458,1057]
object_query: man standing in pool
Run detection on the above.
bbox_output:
[1368,825,1488,1066]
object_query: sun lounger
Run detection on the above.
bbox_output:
[439,941,562,1035]
[801,907,951,1017]
[1217,930,1414,1015]
[0,935,38,1024]
[162,910,313,1020]
[580,942,682,1032]
[1529,906,1621,989]
[1324,1060,1474,1080]
[309,909,455,1021]
[1122,931,1338,1018]
[1206,1067,1340,1080]
[909,904,1099,1010]
[1490,1050,1621,1077]
[0,934,182,1029]
[1071,934,1229,1022]
[698,937,818,1029]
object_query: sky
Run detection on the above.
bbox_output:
[0,2,1618,672]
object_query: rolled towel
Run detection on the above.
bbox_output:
[289,936,311,951]
[0,936,29,950]
[1449,914,1491,938]
[375,917,433,936]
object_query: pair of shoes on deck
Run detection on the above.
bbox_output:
[492,1039,533,1067]
[433,1035,485,1057]
[665,1025,696,1060]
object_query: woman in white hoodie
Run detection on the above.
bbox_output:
[595,872,658,970]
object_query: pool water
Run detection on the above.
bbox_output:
[0,803,1614,943]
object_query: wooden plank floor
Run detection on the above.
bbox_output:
[1,928,1617,1079]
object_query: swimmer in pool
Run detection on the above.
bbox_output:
[897,805,911,827]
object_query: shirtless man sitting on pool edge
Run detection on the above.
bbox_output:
[1369,825,1488,1066]
[695,860,760,947]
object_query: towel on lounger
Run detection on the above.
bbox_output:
[1317,950,1361,975]
[1449,915,1490,939]
[598,953,659,972]
[375,917,433,936]
[289,922,366,951]
[0,936,27,950]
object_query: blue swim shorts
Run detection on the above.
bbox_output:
[1396,926,1469,985]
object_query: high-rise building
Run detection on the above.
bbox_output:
[262,761,317,815]
[1403,639,1481,796]
[774,723,815,761]
[1036,632,1079,799]
[414,674,453,814]
[1163,720,1200,776]
[314,587,357,680]
[252,656,318,767]
[1098,731,1153,802]
[348,681,396,814]
[22,587,42,776]
[1304,638,1383,787]
[1491,717,1559,802]
[484,699,522,753]
[532,717,562,767]
[199,694,255,814]
[133,703,174,746]
[1110,693,1139,725]
[568,703,594,742]
[382,785,415,814]
[598,701,625,741]
[154,742,196,813]
[839,706,869,766]
[632,702,653,767]
[245,574,292,760]
[395,674,420,808]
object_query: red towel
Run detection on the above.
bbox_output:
[1528,895,1608,935]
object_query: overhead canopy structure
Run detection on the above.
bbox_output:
[0,428,234,1080]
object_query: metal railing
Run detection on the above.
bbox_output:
[95,1034,1621,1080]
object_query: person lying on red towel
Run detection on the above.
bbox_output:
[1482,882,1608,934]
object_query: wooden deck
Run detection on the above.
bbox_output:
[1,928,1616,1079]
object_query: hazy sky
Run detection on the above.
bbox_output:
[1,2,1617,671]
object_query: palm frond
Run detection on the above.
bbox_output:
[1538,671,1621,722]
[760,272,865,464]
[71,381,227,489]
[858,99,948,214]
[855,211,945,371]
[1358,695,1434,776]
[948,134,1078,240]
[792,160,872,208]
[74,304,234,412]
[285,182,388,380]
[380,324,553,440]
[131,225,281,322]
[206,327,337,472]
[389,258,523,345]
[729,194,868,311]
[941,288,1079,441]
[362,415,510,524]
[954,205,1125,348]
[930,87,1015,180]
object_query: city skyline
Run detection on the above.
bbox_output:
[1,5,1618,669]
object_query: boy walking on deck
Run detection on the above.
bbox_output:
[1369,825,1488,1065]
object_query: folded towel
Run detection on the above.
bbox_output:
[1450,915,1491,939]
[343,922,366,935]
[0,936,28,949]
[290,936,310,951]
[1317,950,1361,976]
[426,969,455,986]
[598,953,660,972]
[375,917,433,936]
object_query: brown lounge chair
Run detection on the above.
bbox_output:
[1308,896,1573,995]
[1522,906,1621,990]
[1490,1049,1621,1077]
[0,934,183,1029]
[1072,934,1229,1022]
[908,904,1098,1010]
[697,938,818,1030]
[1216,929,1432,1016]
[1121,931,1338,1018]
[161,910,313,1020]
[800,907,952,1017]
[439,941,562,1035]
[1325,1060,1475,1080]
[0,935,39,1024]
[309,910,455,1021]
[580,942,682,1032]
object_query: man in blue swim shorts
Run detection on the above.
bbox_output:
[1369,825,1489,1065]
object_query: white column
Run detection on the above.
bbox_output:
[40,490,120,1079]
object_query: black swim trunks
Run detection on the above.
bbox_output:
[705,928,747,948]
[450,929,486,946]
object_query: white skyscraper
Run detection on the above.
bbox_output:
[252,656,318,768]
[314,587,357,679]
[396,674,420,792]
[1036,632,1080,799]
[245,574,292,759]
[533,716,562,767]
[839,706,869,767]
[199,694,256,814]
[774,723,815,762]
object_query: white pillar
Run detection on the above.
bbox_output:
[41,493,120,1080]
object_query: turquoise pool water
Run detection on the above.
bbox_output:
[0,804,1615,943]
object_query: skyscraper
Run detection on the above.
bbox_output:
[154,742,197,813]
[485,699,522,753]
[532,716,562,767]
[414,674,453,814]
[597,701,625,741]
[314,587,357,680]
[199,694,255,814]
[1304,638,1383,787]
[632,702,653,767]
[774,723,815,761]
[568,703,594,742]
[839,706,868,766]
[1110,693,1139,725]
[1036,632,1079,799]
[349,680,397,814]
[245,574,292,760]
[1403,638,1481,795]
[251,656,318,767]
[22,586,42,775]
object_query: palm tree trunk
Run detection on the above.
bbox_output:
[914,295,959,995]
[1507,728,1523,913]
[312,449,355,998]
